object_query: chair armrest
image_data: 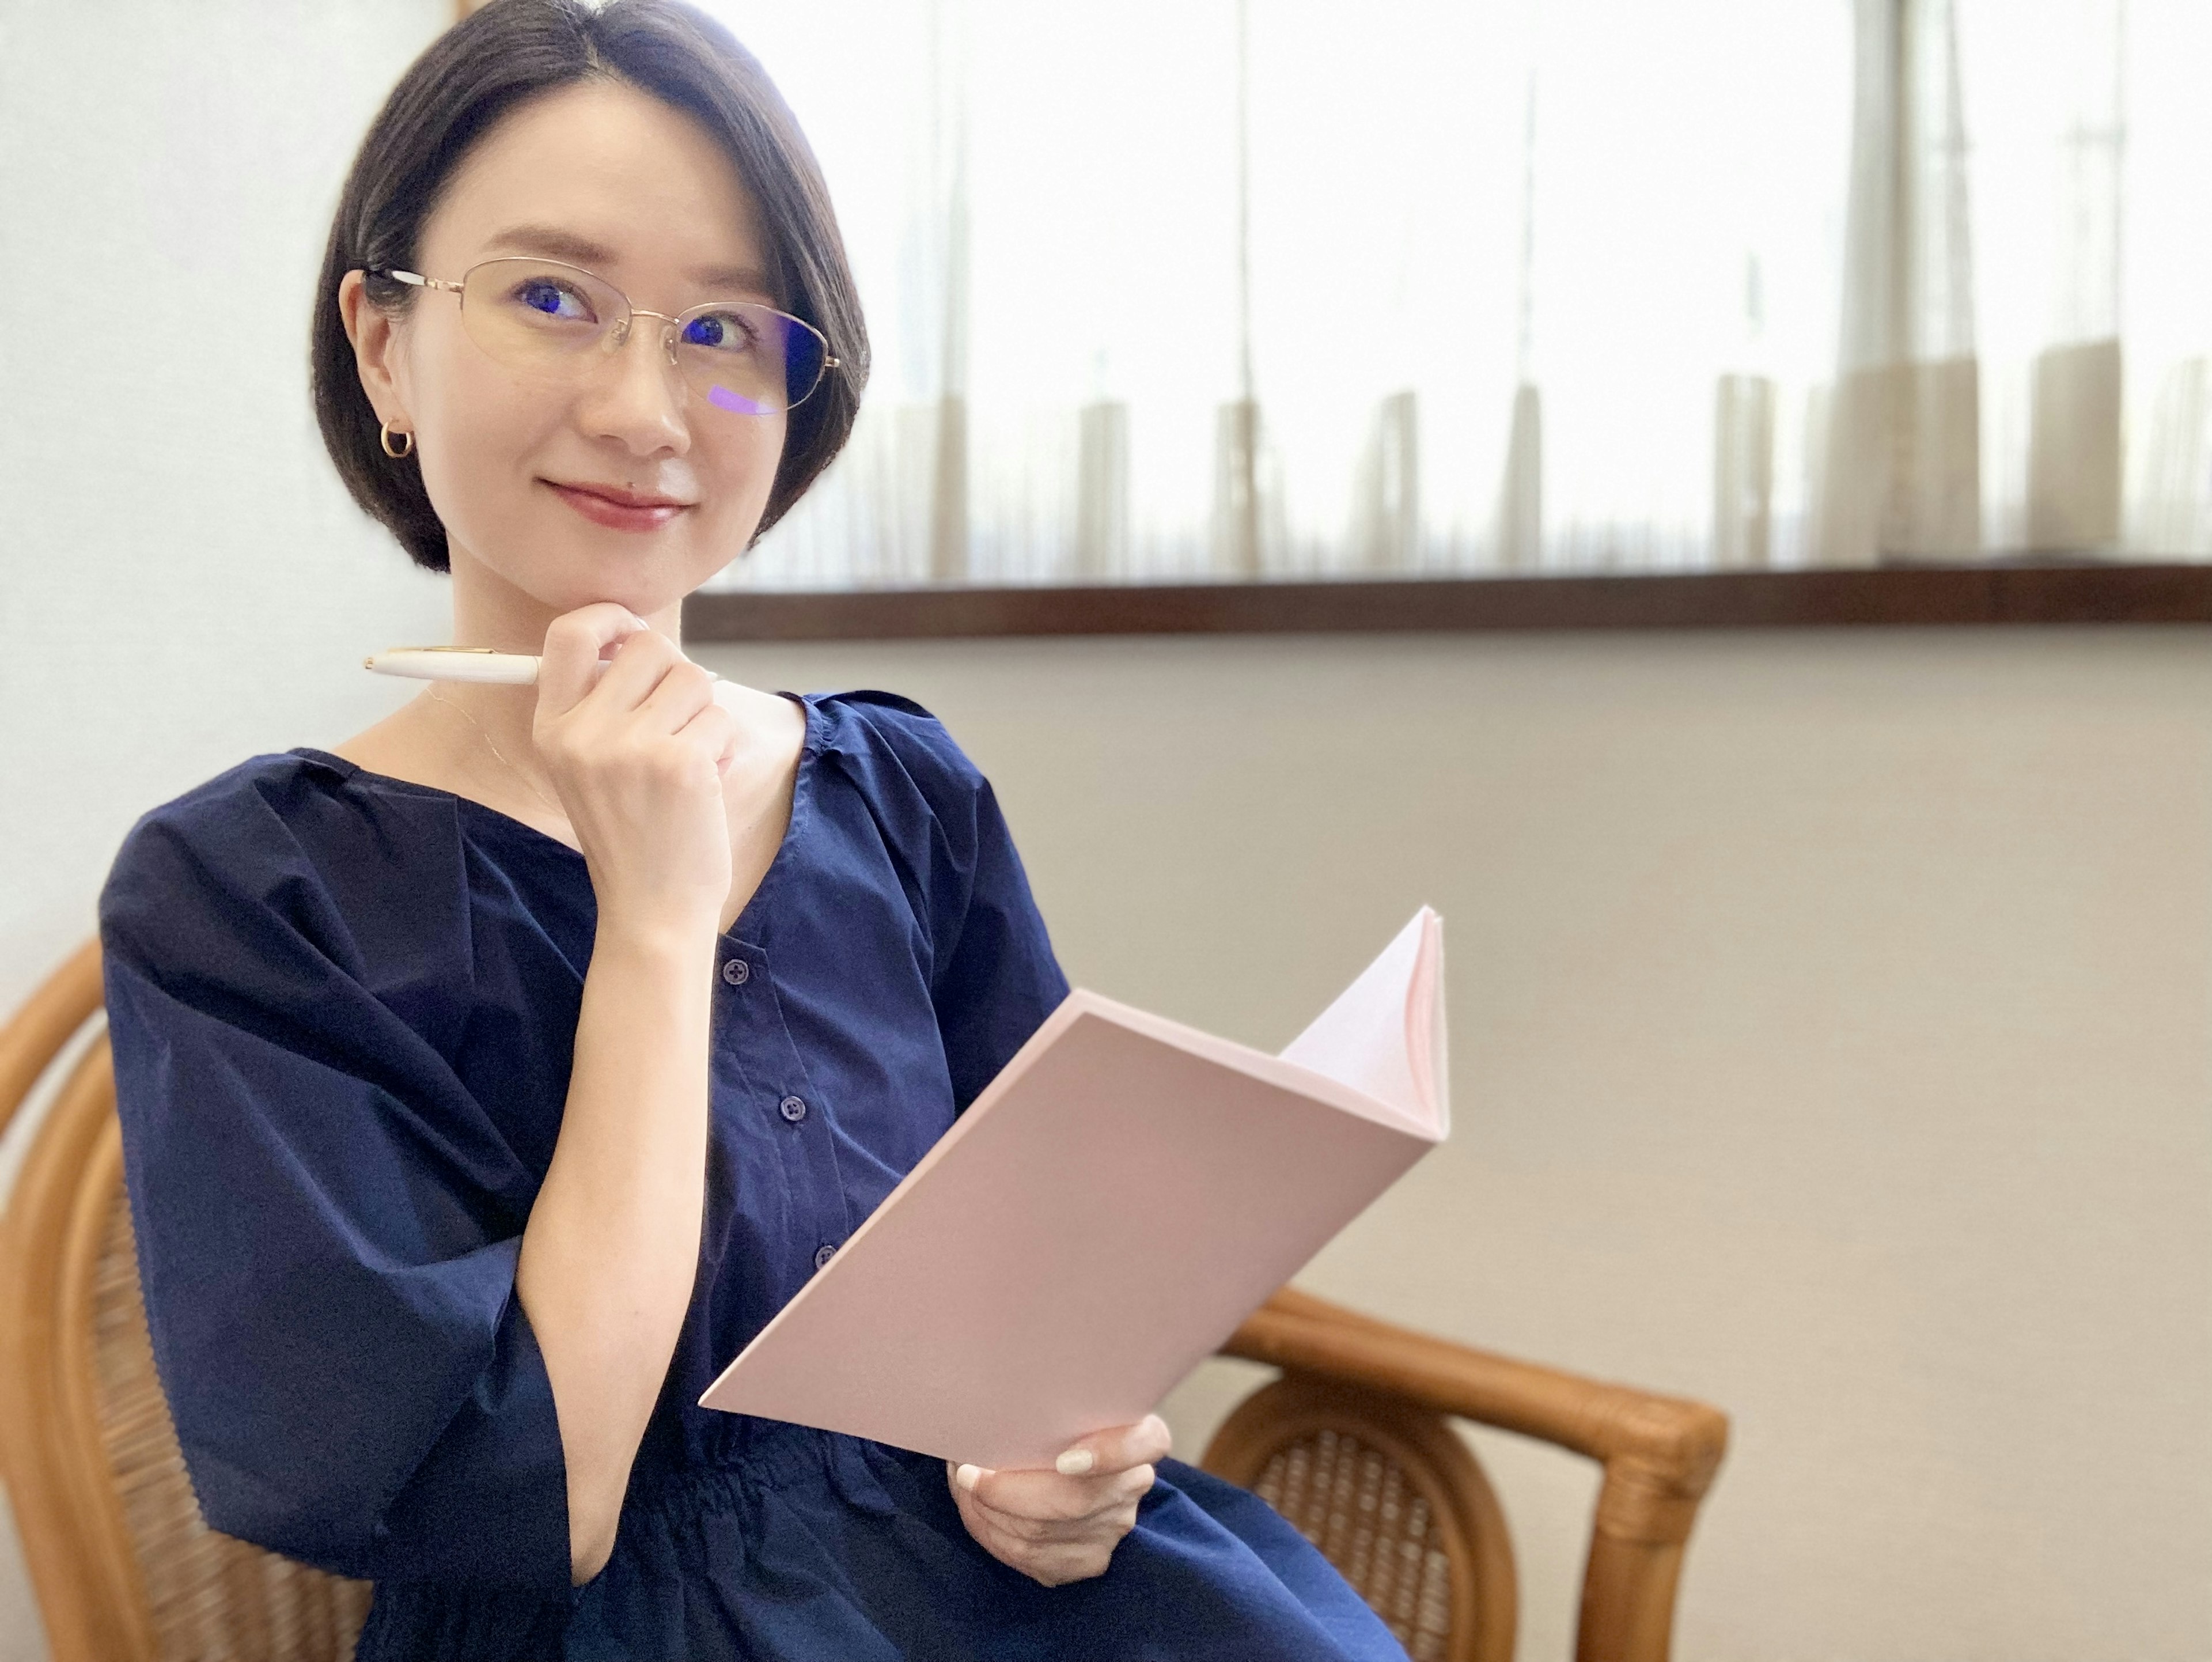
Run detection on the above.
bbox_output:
[1221,1286,1728,1544]
[0,940,103,1149]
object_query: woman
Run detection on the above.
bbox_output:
[97,2,1411,1657]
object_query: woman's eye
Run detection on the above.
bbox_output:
[683,310,760,353]
[512,279,594,323]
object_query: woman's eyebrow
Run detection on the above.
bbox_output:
[483,223,772,294]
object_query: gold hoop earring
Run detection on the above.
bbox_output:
[380,421,414,460]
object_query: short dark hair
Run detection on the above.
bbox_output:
[310,0,869,573]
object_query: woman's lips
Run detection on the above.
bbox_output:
[547,481,689,532]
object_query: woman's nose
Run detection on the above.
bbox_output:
[581,317,691,455]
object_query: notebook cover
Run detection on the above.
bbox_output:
[698,908,1448,1470]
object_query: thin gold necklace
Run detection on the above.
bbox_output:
[423,685,563,819]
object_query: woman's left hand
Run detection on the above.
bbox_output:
[946,1415,1172,1587]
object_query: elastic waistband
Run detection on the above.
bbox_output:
[622,1419,914,1525]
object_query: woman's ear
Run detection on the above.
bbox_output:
[337,268,410,433]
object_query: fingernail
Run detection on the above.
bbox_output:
[1055,1448,1095,1476]
[955,1463,983,1492]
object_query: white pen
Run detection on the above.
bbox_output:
[364,646,542,684]
[363,646,722,686]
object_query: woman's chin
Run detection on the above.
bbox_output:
[450,509,748,621]
[467,549,694,622]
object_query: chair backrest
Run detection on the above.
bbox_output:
[0,941,370,1662]
[1200,1373,1516,1662]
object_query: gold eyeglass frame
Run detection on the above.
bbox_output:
[373,256,841,415]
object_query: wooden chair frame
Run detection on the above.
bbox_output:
[0,939,152,1660]
[2,940,1727,1661]
[1214,1289,1728,1661]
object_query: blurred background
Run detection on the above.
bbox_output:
[709,0,2212,586]
[2,3,2209,1660]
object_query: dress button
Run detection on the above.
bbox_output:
[721,958,750,986]
[813,1242,839,1270]
[778,1094,809,1124]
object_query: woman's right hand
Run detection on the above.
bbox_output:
[532,603,738,937]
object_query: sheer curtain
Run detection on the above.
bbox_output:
[705,0,2212,590]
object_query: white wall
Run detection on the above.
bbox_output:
[3,5,2209,1661]
[0,0,453,1024]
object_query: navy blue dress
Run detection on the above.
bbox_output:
[97,689,1410,1662]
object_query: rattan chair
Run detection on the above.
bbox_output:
[1,940,1727,1662]
[1206,1291,1728,1661]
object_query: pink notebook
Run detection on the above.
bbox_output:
[698,907,1449,1470]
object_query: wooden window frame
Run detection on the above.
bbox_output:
[683,561,2212,641]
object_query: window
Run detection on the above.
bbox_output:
[701,0,2212,601]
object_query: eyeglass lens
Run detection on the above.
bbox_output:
[454,258,828,416]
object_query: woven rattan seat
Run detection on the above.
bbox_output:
[1205,1376,1512,1661]
[2,939,1728,1661]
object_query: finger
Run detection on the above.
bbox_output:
[976,1493,1145,1550]
[959,1461,1090,1527]
[1008,1538,1112,1587]
[959,1496,1113,1583]
[992,1510,1128,1586]
[1051,1414,1173,1478]
[535,604,653,719]
[967,1461,1153,1524]
[952,1462,995,1499]
[578,622,686,714]
[638,658,721,736]
[1035,1467,1152,1528]
[675,701,740,779]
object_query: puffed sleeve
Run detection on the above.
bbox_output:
[96,767,571,1589]
[836,692,1072,1112]
[927,759,1071,1112]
